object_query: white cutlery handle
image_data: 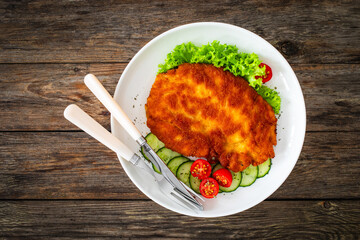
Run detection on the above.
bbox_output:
[64,104,134,161]
[84,74,142,142]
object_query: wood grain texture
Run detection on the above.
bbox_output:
[0,0,359,238]
[0,0,359,64]
[0,200,359,239]
[1,63,359,131]
[293,64,360,132]
[0,63,122,131]
[0,131,358,200]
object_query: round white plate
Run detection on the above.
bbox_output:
[111,22,306,217]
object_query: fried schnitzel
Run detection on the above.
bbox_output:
[145,63,277,172]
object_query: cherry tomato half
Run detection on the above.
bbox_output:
[200,178,219,198]
[213,168,233,188]
[191,159,212,180]
[255,63,273,83]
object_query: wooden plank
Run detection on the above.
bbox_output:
[1,63,359,131]
[0,131,358,200]
[0,0,359,64]
[293,64,360,132]
[0,131,142,200]
[0,200,359,239]
[272,131,360,199]
[0,63,123,131]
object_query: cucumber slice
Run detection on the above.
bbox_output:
[140,133,165,160]
[211,163,242,193]
[240,164,258,187]
[211,163,223,175]
[189,173,225,194]
[167,156,190,175]
[157,147,181,163]
[257,158,272,178]
[189,174,201,194]
[176,161,193,188]
[219,170,242,192]
[153,147,182,173]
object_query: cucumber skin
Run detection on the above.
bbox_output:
[143,133,267,196]
[176,161,193,188]
[239,165,258,187]
[211,163,223,175]
[157,147,181,164]
[152,163,161,174]
[146,133,165,152]
[189,175,201,194]
[257,158,272,178]
[153,147,182,174]
[167,156,190,175]
[219,171,242,192]
[140,147,149,161]
[211,163,242,193]
[141,133,165,161]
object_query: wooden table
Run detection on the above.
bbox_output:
[1,1,359,238]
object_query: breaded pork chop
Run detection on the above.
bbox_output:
[145,63,277,172]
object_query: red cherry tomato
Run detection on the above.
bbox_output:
[199,178,219,198]
[190,159,212,180]
[255,63,273,83]
[213,168,233,188]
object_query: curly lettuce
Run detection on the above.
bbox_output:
[256,85,281,114]
[158,41,281,114]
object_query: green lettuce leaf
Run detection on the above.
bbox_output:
[158,41,281,113]
[256,85,281,114]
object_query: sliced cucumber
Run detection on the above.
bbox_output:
[209,163,242,193]
[211,163,242,193]
[240,164,258,187]
[211,163,223,175]
[219,170,242,192]
[140,133,165,160]
[167,156,190,175]
[176,161,193,188]
[157,147,181,163]
[257,158,272,178]
[153,147,182,173]
[189,174,201,194]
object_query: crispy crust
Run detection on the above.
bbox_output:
[145,63,277,172]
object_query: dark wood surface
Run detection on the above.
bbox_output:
[0,0,359,239]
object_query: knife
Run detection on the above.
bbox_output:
[84,74,204,211]
[64,104,202,212]
[64,104,149,171]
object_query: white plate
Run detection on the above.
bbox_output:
[111,22,306,217]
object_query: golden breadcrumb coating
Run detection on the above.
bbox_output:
[145,63,277,172]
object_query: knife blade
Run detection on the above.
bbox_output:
[140,139,204,211]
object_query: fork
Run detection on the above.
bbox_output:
[64,104,203,212]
